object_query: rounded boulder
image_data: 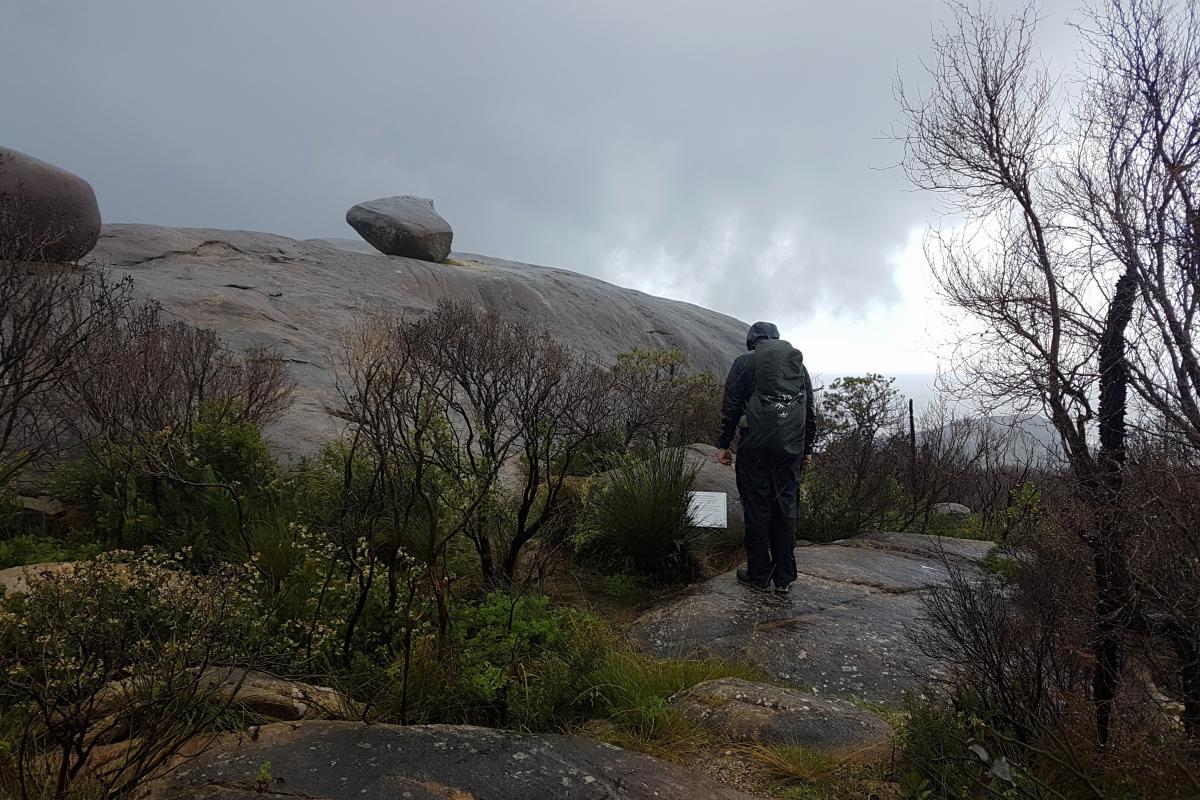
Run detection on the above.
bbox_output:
[346,195,453,262]
[0,146,101,262]
[671,678,895,765]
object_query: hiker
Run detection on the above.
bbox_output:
[716,321,815,593]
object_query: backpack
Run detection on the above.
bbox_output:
[741,339,809,461]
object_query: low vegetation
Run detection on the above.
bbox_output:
[0,264,739,797]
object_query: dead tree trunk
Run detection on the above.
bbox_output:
[1090,266,1138,746]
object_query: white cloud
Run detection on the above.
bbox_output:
[784,227,950,377]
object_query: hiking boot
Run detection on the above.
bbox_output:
[773,582,793,594]
[736,568,770,591]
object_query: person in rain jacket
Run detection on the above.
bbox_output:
[717,321,816,592]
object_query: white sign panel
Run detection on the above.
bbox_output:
[688,491,728,528]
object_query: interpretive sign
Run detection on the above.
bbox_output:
[688,491,727,528]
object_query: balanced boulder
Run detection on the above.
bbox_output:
[346,195,453,262]
[0,146,101,262]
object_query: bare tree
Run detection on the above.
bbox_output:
[610,349,721,454]
[63,301,293,449]
[47,301,293,550]
[899,0,1200,745]
[334,301,617,603]
[0,246,130,488]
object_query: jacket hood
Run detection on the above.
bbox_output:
[745,321,780,351]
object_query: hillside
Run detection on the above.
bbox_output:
[90,224,748,456]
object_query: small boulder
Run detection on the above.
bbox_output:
[0,146,101,262]
[93,667,346,722]
[0,561,75,595]
[194,667,346,721]
[345,195,453,262]
[684,444,744,540]
[932,501,972,518]
[671,678,894,764]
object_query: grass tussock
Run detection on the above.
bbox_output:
[578,651,761,756]
[575,447,700,580]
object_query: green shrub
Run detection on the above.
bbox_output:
[996,481,1046,543]
[575,447,699,580]
[360,592,613,731]
[451,593,613,729]
[597,573,649,604]
[348,591,759,742]
[0,551,272,800]
[896,696,1149,800]
[979,547,1022,583]
[898,701,984,798]
[921,511,989,541]
[47,414,280,561]
[0,535,101,570]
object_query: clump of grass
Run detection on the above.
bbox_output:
[979,547,1022,584]
[746,743,839,782]
[579,651,760,755]
[745,742,896,800]
[921,511,991,541]
[575,448,699,580]
[0,534,100,570]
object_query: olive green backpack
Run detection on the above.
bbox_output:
[740,339,808,460]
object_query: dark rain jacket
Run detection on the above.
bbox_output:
[717,321,816,455]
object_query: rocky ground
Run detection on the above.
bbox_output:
[4,530,991,798]
[153,720,756,800]
[635,531,994,703]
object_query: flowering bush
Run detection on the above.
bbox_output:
[0,551,267,799]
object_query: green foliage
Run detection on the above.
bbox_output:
[997,481,1045,543]
[798,468,908,543]
[980,547,1023,583]
[0,551,274,800]
[0,535,101,569]
[894,695,1187,800]
[820,374,901,440]
[346,591,760,743]
[359,593,613,731]
[575,447,699,580]
[0,552,262,696]
[449,593,613,729]
[597,573,649,604]
[898,701,986,799]
[553,430,627,477]
[48,413,279,560]
[921,511,989,541]
[611,348,722,455]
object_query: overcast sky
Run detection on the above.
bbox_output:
[1,0,1081,383]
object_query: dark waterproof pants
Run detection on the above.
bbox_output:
[735,451,799,587]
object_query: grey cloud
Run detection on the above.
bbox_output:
[1,0,1079,326]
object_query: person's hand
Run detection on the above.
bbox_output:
[717,448,733,466]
